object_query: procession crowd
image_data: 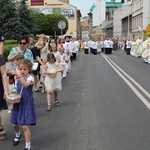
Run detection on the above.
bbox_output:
[1,33,150,150]
[0,33,80,150]
[82,36,150,65]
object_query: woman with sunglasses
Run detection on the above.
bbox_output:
[7,36,33,64]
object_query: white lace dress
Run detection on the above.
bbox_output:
[44,62,62,92]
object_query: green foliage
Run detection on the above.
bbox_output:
[17,0,34,36]
[31,12,47,35]
[0,0,69,38]
[4,40,17,45]
[32,13,68,36]
[0,0,23,39]
[3,42,17,61]
[47,14,68,36]
[0,0,34,39]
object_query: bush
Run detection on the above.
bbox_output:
[4,44,17,61]
[4,40,17,45]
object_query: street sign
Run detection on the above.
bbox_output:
[58,21,66,30]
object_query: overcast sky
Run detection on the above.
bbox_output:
[69,0,96,17]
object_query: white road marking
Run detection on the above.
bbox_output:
[101,53,150,109]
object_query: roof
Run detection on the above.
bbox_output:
[106,2,122,8]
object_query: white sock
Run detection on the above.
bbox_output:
[15,131,20,138]
[25,142,31,149]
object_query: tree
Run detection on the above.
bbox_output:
[17,0,34,36]
[0,0,23,39]
[31,12,48,35]
[46,14,68,37]
[32,13,68,37]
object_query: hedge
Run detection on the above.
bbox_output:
[4,44,18,61]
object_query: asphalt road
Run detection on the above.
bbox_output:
[1,50,150,150]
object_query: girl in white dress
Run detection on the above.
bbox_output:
[44,53,64,111]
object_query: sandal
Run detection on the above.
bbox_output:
[13,134,22,146]
[41,90,45,94]
[34,89,39,92]
[47,105,51,111]
[55,99,60,106]
[0,125,6,141]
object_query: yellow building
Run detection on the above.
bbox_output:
[24,0,81,39]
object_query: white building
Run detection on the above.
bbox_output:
[93,0,106,26]
[113,7,122,39]
[113,0,150,40]
[132,0,143,39]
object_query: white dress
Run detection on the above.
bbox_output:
[45,62,62,92]
[40,65,46,83]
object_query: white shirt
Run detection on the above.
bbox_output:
[84,41,89,49]
[104,40,111,48]
[126,40,132,49]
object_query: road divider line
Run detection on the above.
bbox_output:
[102,53,150,99]
[101,53,150,110]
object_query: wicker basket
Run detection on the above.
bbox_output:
[49,72,57,78]
[6,87,22,104]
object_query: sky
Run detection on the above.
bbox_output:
[69,0,122,17]
[69,0,96,17]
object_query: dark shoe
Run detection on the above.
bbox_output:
[0,125,6,141]
[13,134,21,146]
[47,105,51,111]
[24,148,31,150]
[55,99,60,106]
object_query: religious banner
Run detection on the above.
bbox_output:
[31,0,44,6]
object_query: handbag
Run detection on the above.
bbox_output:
[32,62,38,71]
[49,72,57,78]
[6,87,23,103]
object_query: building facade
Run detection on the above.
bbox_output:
[59,0,69,4]
[132,0,143,39]
[80,17,89,39]
[113,7,122,39]
[113,0,150,40]
[24,0,81,38]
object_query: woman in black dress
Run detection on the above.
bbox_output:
[0,55,9,140]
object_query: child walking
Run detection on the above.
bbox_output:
[10,59,36,150]
[45,53,64,111]
[7,55,24,113]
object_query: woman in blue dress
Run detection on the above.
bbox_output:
[11,59,36,150]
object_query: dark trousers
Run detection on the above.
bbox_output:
[84,48,89,54]
[105,48,109,54]
[126,48,131,55]
[93,49,97,55]
[72,53,76,60]
[101,48,105,53]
